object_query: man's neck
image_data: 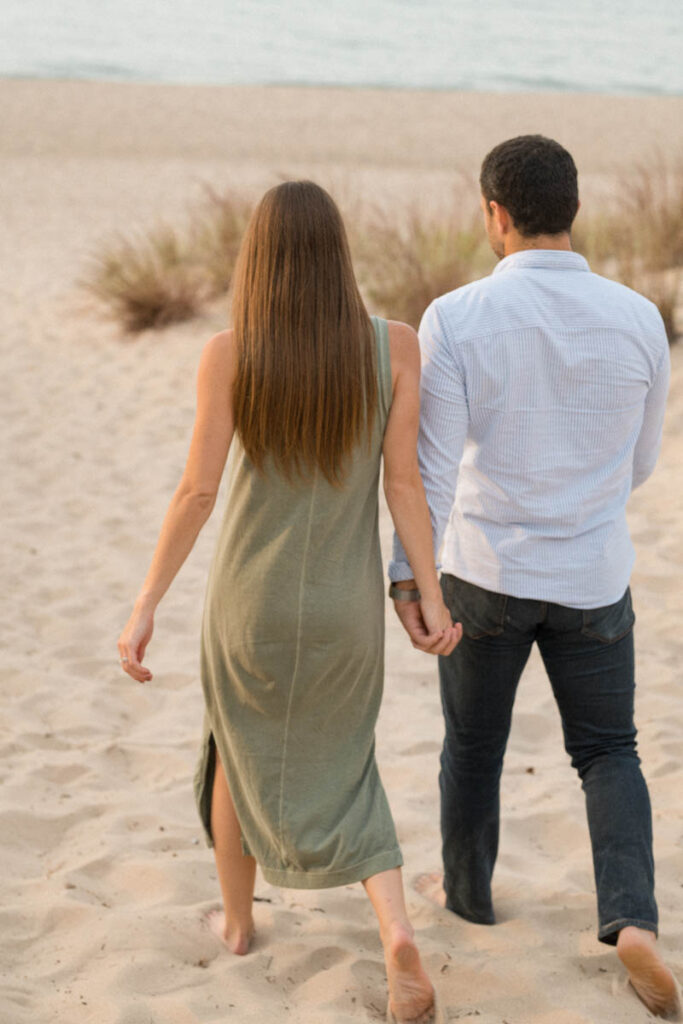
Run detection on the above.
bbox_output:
[504,232,573,257]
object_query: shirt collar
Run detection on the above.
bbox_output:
[492,249,590,274]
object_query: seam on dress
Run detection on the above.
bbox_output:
[276,469,319,862]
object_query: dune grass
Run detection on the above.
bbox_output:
[190,187,254,299]
[622,157,683,272]
[84,164,681,340]
[572,155,683,341]
[83,190,254,333]
[354,203,491,329]
[82,226,205,333]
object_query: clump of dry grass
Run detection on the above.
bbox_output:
[355,203,491,329]
[83,189,254,333]
[571,211,624,273]
[623,156,683,272]
[190,187,254,299]
[573,154,683,342]
[83,226,205,333]
[85,163,682,340]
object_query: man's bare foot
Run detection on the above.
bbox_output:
[384,921,435,1023]
[413,872,446,910]
[205,908,255,956]
[617,926,682,1020]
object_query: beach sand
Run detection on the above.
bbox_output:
[1,80,682,1024]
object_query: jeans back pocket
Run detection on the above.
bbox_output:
[442,574,508,640]
[581,588,635,644]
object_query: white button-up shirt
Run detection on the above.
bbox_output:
[389,250,670,608]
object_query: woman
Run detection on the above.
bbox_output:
[118,181,460,1023]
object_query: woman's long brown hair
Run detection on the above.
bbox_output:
[231,181,377,486]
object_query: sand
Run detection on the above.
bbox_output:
[1,79,681,1024]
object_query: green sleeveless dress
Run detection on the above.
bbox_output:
[193,317,403,888]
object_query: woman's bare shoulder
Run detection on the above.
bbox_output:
[203,327,235,356]
[199,328,237,373]
[386,320,419,373]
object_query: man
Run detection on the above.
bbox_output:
[389,135,680,1018]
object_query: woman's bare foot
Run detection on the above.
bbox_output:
[384,921,435,1022]
[205,908,255,956]
[413,872,446,910]
[617,926,682,1019]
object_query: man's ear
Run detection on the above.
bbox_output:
[490,200,511,235]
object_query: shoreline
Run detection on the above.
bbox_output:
[3,79,683,175]
[5,73,683,98]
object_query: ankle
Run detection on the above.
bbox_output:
[618,926,657,951]
[224,916,254,938]
[224,918,255,955]
[381,919,413,947]
[206,908,255,956]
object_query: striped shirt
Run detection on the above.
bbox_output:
[389,249,670,608]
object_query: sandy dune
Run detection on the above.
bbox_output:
[1,80,681,1023]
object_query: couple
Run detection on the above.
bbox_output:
[118,135,679,1022]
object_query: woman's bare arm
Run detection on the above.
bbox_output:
[382,320,460,656]
[117,330,236,681]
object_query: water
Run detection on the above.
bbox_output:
[1,0,681,95]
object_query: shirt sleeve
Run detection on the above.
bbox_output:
[388,301,469,581]
[631,328,670,490]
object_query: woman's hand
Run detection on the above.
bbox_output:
[393,593,462,656]
[117,601,155,683]
[417,595,462,656]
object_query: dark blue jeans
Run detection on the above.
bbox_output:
[438,573,658,945]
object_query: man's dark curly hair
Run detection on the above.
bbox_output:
[479,135,579,237]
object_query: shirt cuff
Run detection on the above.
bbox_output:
[387,559,415,582]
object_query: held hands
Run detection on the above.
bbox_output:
[393,591,462,656]
[117,600,154,683]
